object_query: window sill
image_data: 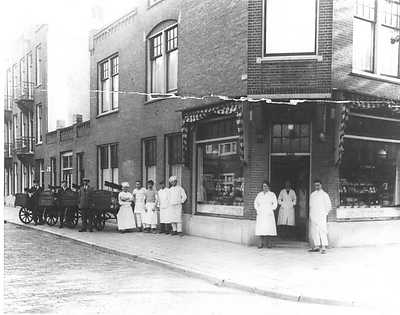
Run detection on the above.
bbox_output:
[350,71,400,85]
[145,95,175,105]
[256,55,323,63]
[96,109,119,118]
[35,142,43,146]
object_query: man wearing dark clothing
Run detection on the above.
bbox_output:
[78,178,94,232]
[29,180,43,225]
[57,180,71,228]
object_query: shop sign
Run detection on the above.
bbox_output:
[337,207,400,219]
[197,204,244,216]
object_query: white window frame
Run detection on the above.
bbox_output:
[36,104,43,144]
[97,54,119,115]
[61,151,73,187]
[219,142,237,156]
[35,44,42,86]
[97,144,119,189]
[353,0,400,80]
[147,23,178,99]
[263,0,319,57]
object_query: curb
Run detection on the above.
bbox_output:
[5,219,356,308]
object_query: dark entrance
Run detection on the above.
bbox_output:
[270,155,310,241]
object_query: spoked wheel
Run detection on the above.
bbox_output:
[95,212,106,231]
[18,207,33,224]
[65,208,79,228]
[44,208,58,226]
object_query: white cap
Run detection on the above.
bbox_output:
[121,182,130,188]
[169,176,177,183]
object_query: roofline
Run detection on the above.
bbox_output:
[92,8,138,39]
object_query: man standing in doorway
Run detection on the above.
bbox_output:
[78,178,94,232]
[168,176,187,236]
[277,180,297,239]
[309,179,332,254]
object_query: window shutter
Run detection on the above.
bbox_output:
[110,144,118,168]
[100,146,109,169]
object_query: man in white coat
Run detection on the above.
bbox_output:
[309,179,332,254]
[157,180,171,234]
[277,180,297,238]
[168,176,187,236]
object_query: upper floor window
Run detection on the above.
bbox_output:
[35,44,42,86]
[6,68,12,109]
[353,0,400,78]
[264,0,318,56]
[98,55,119,115]
[36,104,43,144]
[148,22,178,97]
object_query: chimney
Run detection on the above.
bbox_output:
[56,120,66,129]
[73,114,83,124]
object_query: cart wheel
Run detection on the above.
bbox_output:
[71,210,79,227]
[18,207,33,224]
[95,213,106,231]
[46,210,58,226]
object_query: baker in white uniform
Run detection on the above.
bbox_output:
[157,180,171,234]
[144,180,158,233]
[168,176,187,236]
[132,180,146,232]
[117,182,136,233]
[277,180,297,238]
[254,180,278,248]
[309,179,332,254]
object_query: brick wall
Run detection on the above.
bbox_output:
[248,0,333,96]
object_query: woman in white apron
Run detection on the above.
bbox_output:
[254,180,278,248]
[117,182,136,233]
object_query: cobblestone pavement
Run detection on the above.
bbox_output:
[4,223,385,315]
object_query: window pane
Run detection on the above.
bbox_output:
[166,26,178,52]
[145,139,156,166]
[110,144,118,168]
[353,18,374,72]
[382,0,400,28]
[355,0,376,21]
[151,34,162,59]
[197,119,237,140]
[151,58,164,93]
[100,146,109,169]
[379,27,399,77]
[197,140,244,207]
[265,0,316,54]
[101,79,111,112]
[168,134,183,164]
[112,75,119,108]
[111,56,119,75]
[167,49,178,92]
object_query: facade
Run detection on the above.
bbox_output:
[5,0,400,247]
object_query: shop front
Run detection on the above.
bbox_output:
[328,104,400,247]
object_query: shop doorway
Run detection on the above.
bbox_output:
[270,155,310,241]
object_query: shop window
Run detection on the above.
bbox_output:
[98,143,119,189]
[264,0,317,55]
[196,119,244,215]
[271,123,310,153]
[165,133,183,184]
[143,138,157,184]
[340,139,399,207]
[61,152,73,187]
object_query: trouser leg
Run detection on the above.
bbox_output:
[59,207,65,225]
[81,208,88,229]
[171,223,177,232]
[176,222,182,233]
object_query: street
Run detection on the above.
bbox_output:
[4,223,383,315]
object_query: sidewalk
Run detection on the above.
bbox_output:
[3,206,400,310]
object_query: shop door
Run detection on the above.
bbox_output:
[270,155,310,241]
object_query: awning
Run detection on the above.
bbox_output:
[335,100,400,165]
[181,101,245,163]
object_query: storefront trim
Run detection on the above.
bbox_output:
[270,152,311,156]
[349,112,400,123]
[336,206,400,220]
[195,135,239,144]
[344,134,400,144]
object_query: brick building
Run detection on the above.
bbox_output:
[5,0,400,247]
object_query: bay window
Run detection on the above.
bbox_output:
[148,23,178,97]
[98,143,119,189]
[196,119,244,216]
[264,0,318,55]
[353,0,400,78]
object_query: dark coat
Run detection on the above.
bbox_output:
[28,185,43,209]
[79,185,93,209]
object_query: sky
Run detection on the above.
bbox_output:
[0,0,138,130]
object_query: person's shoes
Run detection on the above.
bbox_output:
[178,232,184,237]
[79,229,87,232]
[151,229,157,234]
[308,248,319,252]
[257,244,264,249]
[59,225,63,229]
[171,231,178,236]
[321,249,327,254]
[34,222,38,226]
[266,242,273,248]
[89,229,93,232]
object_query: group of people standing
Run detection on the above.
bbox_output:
[116,176,187,235]
[254,179,332,253]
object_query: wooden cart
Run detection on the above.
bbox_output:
[38,191,58,226]
[15,193,32,224]
[58,191,80,228]
[91,190,119,230]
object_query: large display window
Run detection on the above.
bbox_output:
[339,139,399,208]
[196,119,244,216]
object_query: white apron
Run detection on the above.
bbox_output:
[254,191,278,236]
[143,202,158,225]
[309,189,332,247]
[117,192,136,230]
[133,188,146,214]
[277,189,296,226]
[158,188,170,223]
[168,185,187,223]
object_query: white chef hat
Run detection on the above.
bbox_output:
[169,176,177,183]
[121,182,130,188]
